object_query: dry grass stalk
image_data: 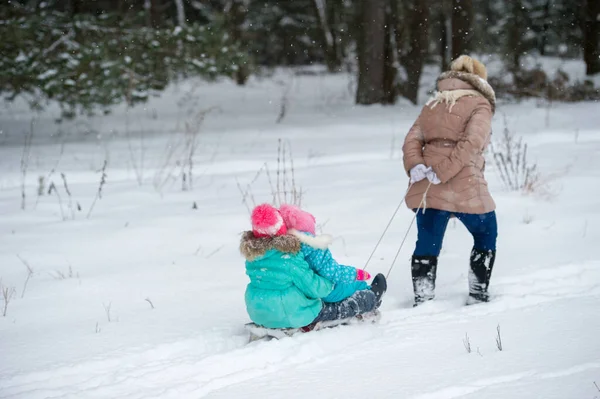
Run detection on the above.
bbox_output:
[61,173,76,219]
[103,302,112,322]
[237,139,303,213]
[145,298,155,309]
[490,115,539,193]
[180,107,217,191]
[35,141,66,210]
[463,333,472,354]
[87,160,108,219]
[495,324,503,351]
[276,75,293,124]
[1,280,16,317]
[48,182,66,221]
[276,139,282,205]
[21,119,35,210]
[53,265,75,280]
[17,255,34,299]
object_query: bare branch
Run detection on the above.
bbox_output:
[264,163,277,205]
[42,29,75,56]
[205,245,224,259]
[235,177,252,214]
[145,298,155,309]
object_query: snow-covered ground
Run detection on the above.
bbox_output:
[1,65,600,399]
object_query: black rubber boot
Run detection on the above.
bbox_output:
[370,273,387,308]
[467,248,496,304]
[412,255,438,306]
[312,290,378,325]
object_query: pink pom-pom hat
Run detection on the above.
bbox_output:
[279,204,316,235]
[251,204,287,238]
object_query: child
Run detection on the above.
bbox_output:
[241,204,386,329]
[279,204,385,305]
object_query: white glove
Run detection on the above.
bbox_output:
[409,164,431,184]
[427,170,441,185]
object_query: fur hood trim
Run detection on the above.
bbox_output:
[288,229,333,250]
[239,231,301,261]
[426,89,483,113]
[437,71,496,113]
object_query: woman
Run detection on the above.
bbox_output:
[402,55,497,306]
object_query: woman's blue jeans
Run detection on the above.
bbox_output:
[414,209,497,257]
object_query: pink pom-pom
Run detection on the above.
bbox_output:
[251,204,287,237]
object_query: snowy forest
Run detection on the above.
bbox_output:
[1,1,600,399]
[2,0,599,117]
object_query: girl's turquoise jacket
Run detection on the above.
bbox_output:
[240,232,333,329]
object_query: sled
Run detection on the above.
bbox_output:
[245,310,381,343]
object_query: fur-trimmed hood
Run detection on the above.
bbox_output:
[288,229,333,249]
[437,71,496,113]
[239,231,301,261]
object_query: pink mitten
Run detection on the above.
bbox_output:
[356,269,371,281]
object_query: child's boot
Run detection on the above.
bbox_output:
[370,273,387,308]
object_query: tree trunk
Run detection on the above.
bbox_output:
[226,0,249,85]
[583,0,600,75]
[117,0,126,15]
[440,11,449,71]
[145,0,162,28]
[451,0,473,59]
[328,0,345,66]
[312,0,340,72]
[144,0,152,27]
[174,0,186,26]
[355,0,387,105]
[383,11,397,104]
[539,0,551,56]
[507,0,525,74]
[400,0,430,105]
[65,0,83,15]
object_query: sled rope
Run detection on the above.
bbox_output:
[385,181,433,279]
[363,182,414,271]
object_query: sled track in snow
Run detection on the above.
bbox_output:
[410,361,600,399]
[380,261,600,333]
[1,261,599,399]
